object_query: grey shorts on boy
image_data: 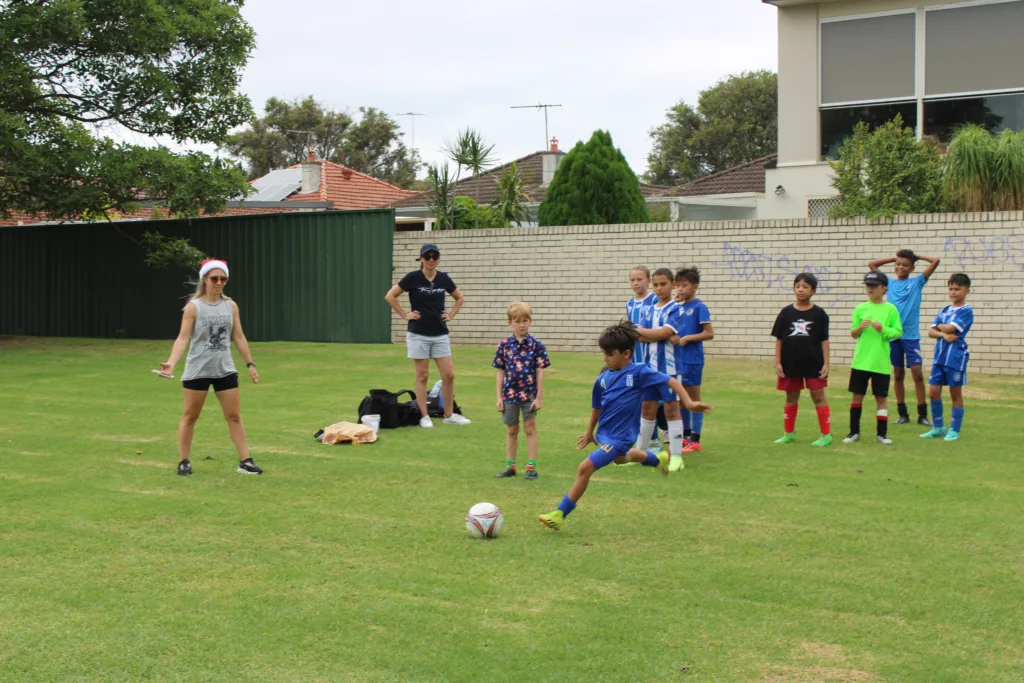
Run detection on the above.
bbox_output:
[502,402,537,426]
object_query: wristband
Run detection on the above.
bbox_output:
[246,361,256,368]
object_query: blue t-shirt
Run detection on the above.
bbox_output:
[932,304,974,371]
[644,300,682,375]
[674,298,712,366]
[886,276,927,340]
[625,293,657,365]
[592,365,671,450]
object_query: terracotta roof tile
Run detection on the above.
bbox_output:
[282,160,417,209]
[658,154,777,197]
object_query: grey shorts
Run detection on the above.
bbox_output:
[406,332,452,360]
[502,402,537,426]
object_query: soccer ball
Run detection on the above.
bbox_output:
[465,502,504,539]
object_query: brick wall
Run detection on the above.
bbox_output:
[391,213,1024,376]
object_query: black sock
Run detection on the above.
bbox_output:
[683,429,691,440]
[897,402,908,418]
[691,433,701,443]
[850,404,862,435]
[877,414,889,438]
[917,403,928,419]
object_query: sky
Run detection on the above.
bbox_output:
[212,0,778,178]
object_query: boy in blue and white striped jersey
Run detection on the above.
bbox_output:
[921,273,974,442]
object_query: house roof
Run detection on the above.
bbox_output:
[656,154,777,198]
[276,159,417,209]
[385,149,669,208]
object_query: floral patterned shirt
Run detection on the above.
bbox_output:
[492,334,551,403]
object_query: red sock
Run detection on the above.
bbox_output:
[816,405,831,435]
[783,404,798,434]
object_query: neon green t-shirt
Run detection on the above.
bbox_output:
[850,301,903,374]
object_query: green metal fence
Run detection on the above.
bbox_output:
[0,209,395,342]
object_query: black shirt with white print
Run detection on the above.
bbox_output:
[398,269,457,337]
[771,304,830,378]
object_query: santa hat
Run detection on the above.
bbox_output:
[199,259,229,280]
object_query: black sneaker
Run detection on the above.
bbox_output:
[524,469,538,481]
[894,415,910,425]
[237,458,263,475]
[177,459,193,476]
[494,467,517,478]
[917,416,932,427]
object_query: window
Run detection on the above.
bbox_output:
[820,13,916,106]
[807,197,840,218]
[924,93,1024,142]
[821,102,918,159]
[925,2,1024,98]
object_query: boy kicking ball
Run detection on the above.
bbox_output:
[537,322,712,531]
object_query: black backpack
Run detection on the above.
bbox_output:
[357,389,420,429]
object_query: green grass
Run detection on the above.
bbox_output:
[1,338,1023,682]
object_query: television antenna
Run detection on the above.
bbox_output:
[398,112,425,149]
[511,103,562,150]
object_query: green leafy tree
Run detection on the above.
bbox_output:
[224,99,420,187]
[452,196,504,230]
[426,163,457,230]
[943,124,1024,212]
[538,130,649,226]
[444,129,497,228]
[644,70,778,185]
[491,162,530,227]
[0,0,255,222]
[829,115,943,218]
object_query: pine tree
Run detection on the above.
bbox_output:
[538,130,649,226]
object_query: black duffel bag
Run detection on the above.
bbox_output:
[357,389,420,429]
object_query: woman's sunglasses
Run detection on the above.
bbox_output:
[422,253,440,261]
[208,276,228,283]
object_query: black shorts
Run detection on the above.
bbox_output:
[182,373,239,393]
[848,369,890,397]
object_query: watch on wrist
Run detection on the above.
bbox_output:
[246,361,256,368]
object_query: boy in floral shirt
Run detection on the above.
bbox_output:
[493,302,551,480]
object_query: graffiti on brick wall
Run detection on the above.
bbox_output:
[715,242,853,305]
[943,235,1023,270]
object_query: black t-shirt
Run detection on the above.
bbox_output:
[397,269,457,337]
[771,304,830,378]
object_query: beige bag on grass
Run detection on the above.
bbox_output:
[320,421,377,445]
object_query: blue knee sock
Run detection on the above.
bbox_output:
[951,407,964,432]
[931,399,944,429]
[681,408,692,436]
[691,413,704,438]
[557,494,577,517]
[643,450,660,467]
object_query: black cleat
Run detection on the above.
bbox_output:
[177,459,193,476]
[917,417,932,427]
[237,458,263,475]
[524,469,538,481]
[894,415,910,424]
[494,467,517,478]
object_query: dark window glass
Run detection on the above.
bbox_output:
[924,92,1024,142]
[820,102,918,159]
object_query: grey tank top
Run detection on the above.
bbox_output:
[181,298,237,381]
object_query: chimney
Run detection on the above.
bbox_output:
[341,167,353,180]
[549,137,559,152]
[542,140,563,185]
[300,151,321,194]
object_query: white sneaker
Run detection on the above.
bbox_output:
[877,435,893,445]
[842,433,860,443]
[443,413,472,425]
[419,416,434,428]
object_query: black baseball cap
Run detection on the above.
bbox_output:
[419,243,440,259]
[863,270,888,286]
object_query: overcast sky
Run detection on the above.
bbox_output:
[231,0,778,178]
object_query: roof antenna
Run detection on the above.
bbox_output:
[510,103,562,151]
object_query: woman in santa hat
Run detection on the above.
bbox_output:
[156,259,263,476]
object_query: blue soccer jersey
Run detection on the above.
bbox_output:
[592,364,671,450]
[931,304,974,371]
[673,298,712,366]
[644,300,682,375]
[626,293,657,365]
[887,276,927,340]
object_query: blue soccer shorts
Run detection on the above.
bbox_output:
[676,363,704,387]
[641,384,677,403]
[587,443,630,469]
[929,364,968,388]
[890,339,923,368]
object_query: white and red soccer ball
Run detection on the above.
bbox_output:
[465,502,504,539]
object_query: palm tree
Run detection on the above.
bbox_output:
[491,162,530,227]
[426,162,457,230]
[444,129,496,228]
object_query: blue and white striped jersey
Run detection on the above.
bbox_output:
[673,298,712,366]
[644,300,683,375]
[625,293,657,365]
[932,304,974,371]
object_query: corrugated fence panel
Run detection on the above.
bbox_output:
[0,209,394,343]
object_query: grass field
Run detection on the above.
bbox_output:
[1,337,1023,682]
